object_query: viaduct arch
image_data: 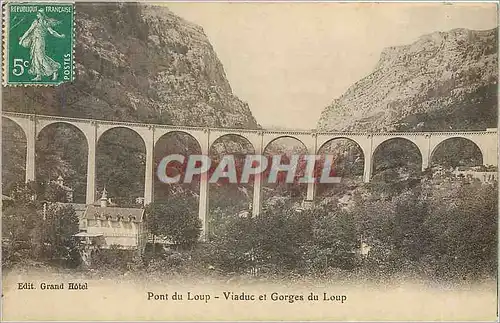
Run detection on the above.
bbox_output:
[35,121,89,202]
[429,136,484,166]
[371,137,423,174]
[3,112,498,240]
[316,136,365,178]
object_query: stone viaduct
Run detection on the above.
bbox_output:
[3,112,498,239]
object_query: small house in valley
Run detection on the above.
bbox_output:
[74,188,147,266]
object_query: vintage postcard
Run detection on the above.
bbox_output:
[1,1,498,321]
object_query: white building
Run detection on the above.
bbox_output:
[74,189,147,265]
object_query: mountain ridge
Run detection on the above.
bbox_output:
[2,3,259,201]
[3,3,258,129]
[317,27,498,132]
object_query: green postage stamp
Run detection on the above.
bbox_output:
[3,2,75,86]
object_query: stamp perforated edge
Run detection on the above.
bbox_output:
[2,2,9,87]
[2,1,76,87]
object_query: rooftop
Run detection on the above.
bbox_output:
[83,205,144,222]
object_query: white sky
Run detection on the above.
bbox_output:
[167,2,498,129]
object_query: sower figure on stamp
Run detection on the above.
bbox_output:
[18,8,65,81]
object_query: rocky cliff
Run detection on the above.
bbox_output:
[3,3,258,129]
[2,3,258,203]
[317,28,498,132]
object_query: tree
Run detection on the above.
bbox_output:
[145,193,202,249]
[7,180,68,203]
[43,182,70,203]
[2,182,80,267]
[306,207,359,272]
[8,181,38,203]
[2,201,39,265]
[349,188,429,275]
[424,182,497,280]
[43,203,80,266]
[390,190,430,263]
[208,201,314,275]
[253,203,312,273]
[207,215,258,273]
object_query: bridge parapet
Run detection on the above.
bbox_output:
[369,131,497,136]
[261,130,313,136]
[209,128,261,135]
[2,112,497,136]
[316,131,370,136]
[3,111,94,124]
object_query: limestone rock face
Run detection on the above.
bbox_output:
[317,28,498,132]
[4,3,258,129]
[2,3,259,200]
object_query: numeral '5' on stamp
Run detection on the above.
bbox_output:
[3,2,74,86]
